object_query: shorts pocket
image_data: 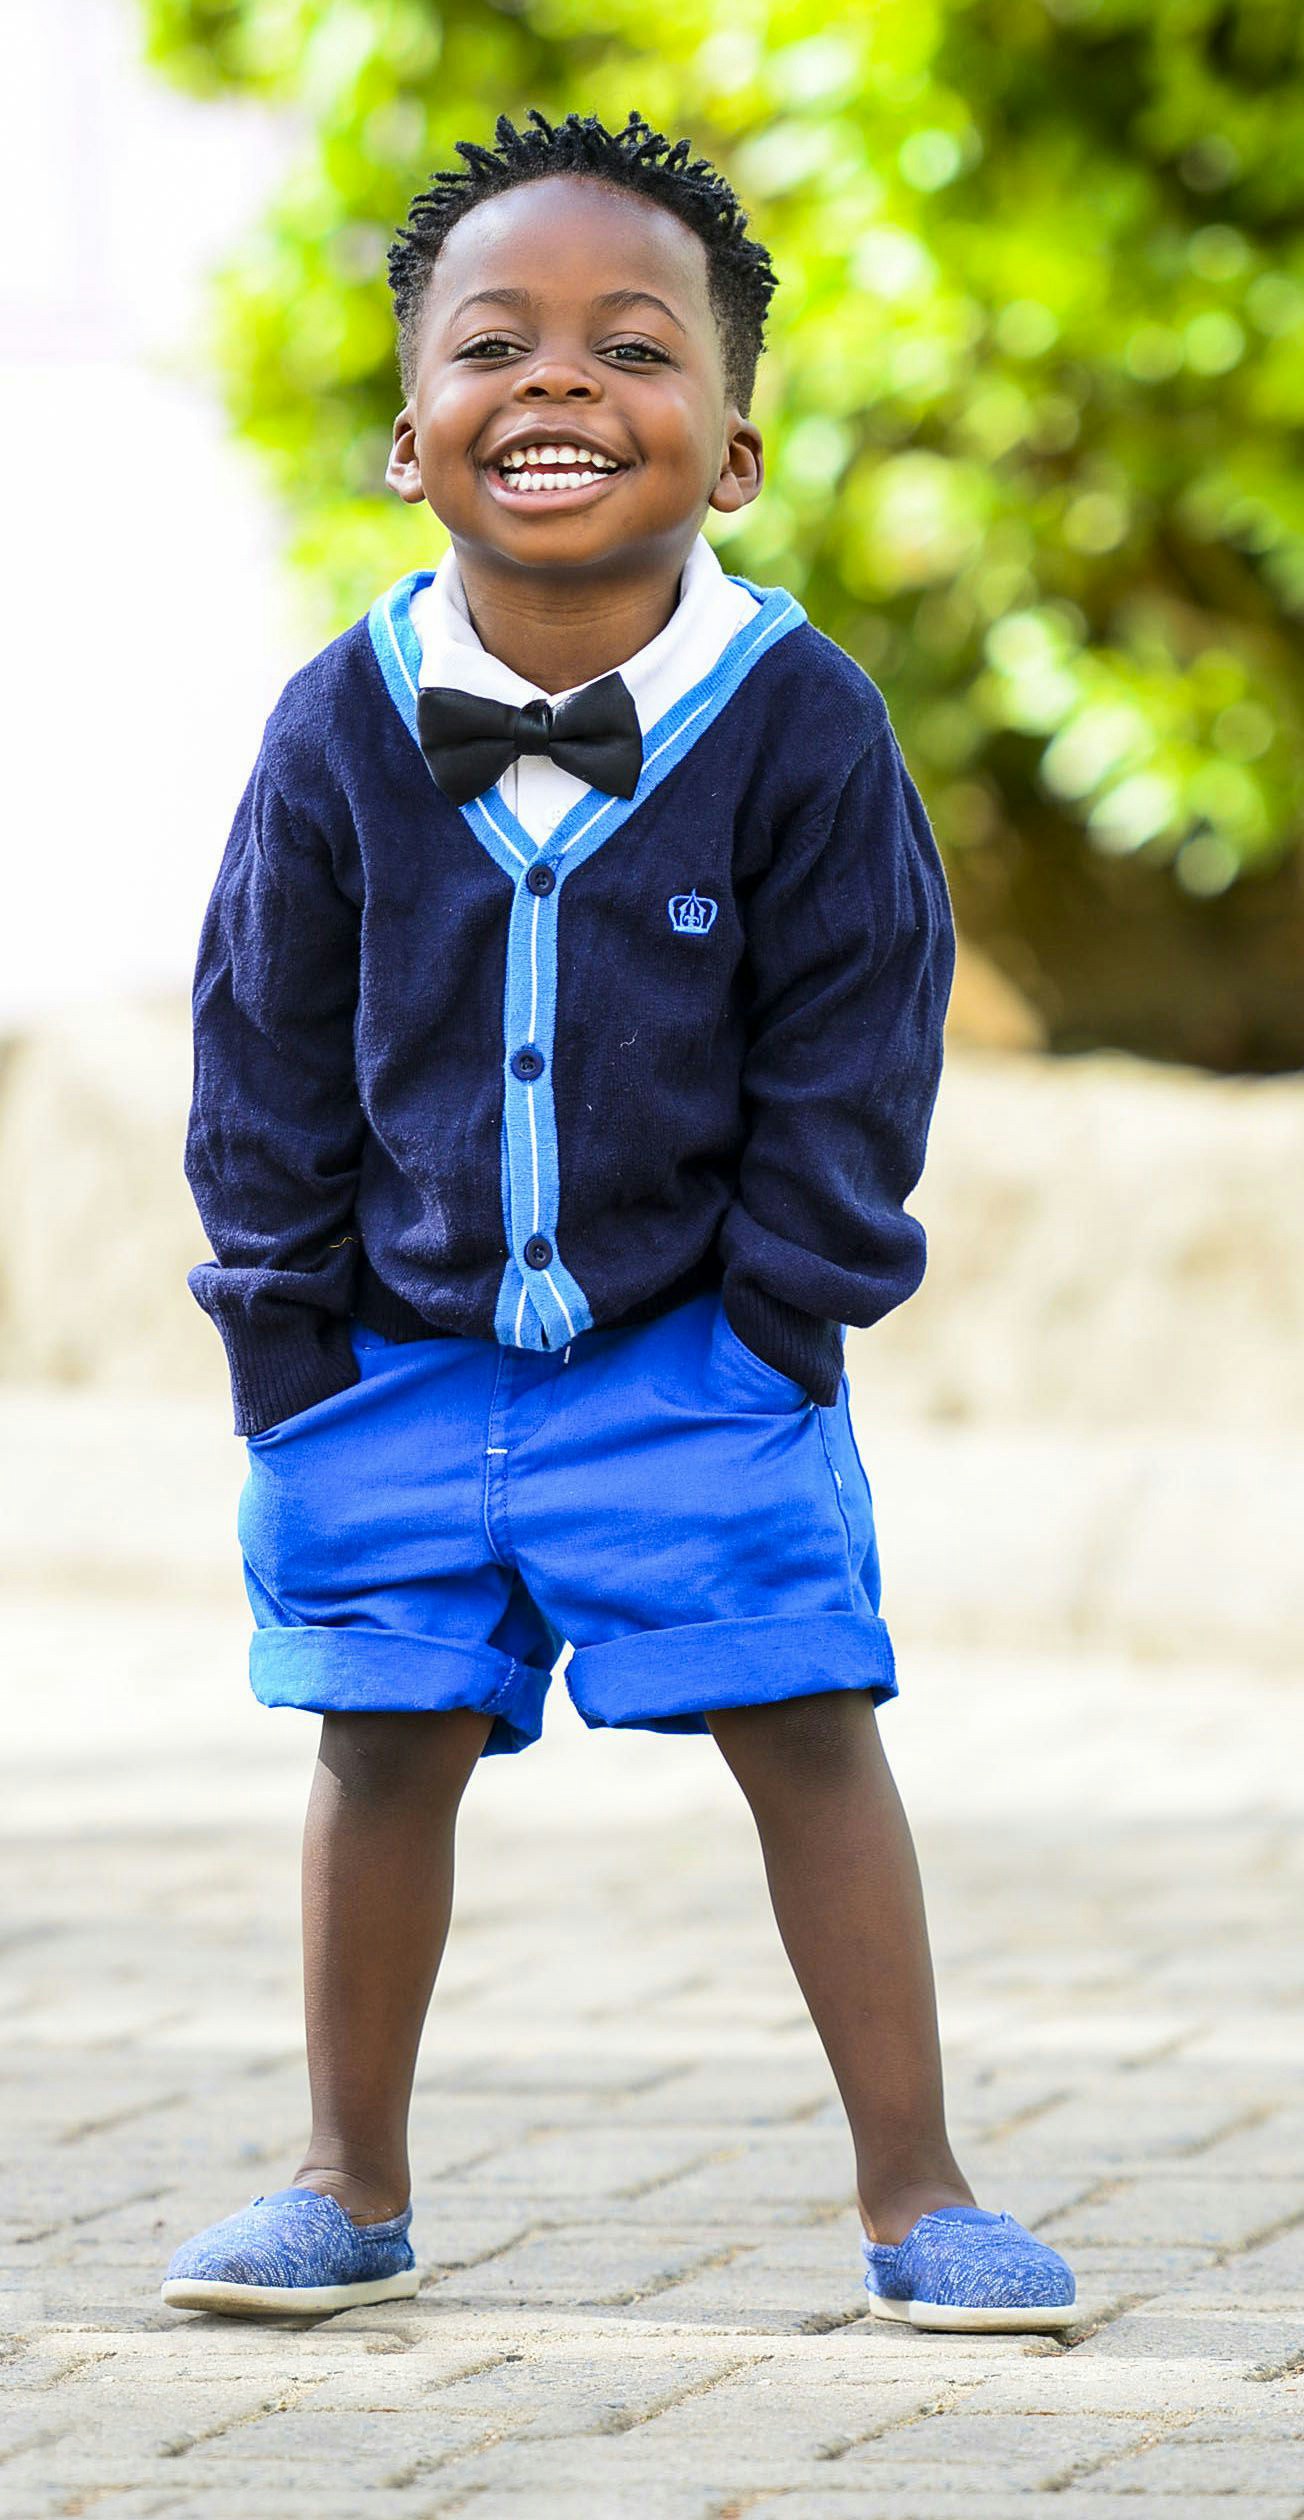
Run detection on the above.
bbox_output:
[245,1331,376,1447]
[245,1377,354,1447]
[714,1305,811,1412]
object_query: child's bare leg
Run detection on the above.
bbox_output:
[706,1690,974,2245]
[292,1707,493,2224]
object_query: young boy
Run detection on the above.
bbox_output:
[165,108,1075,2332]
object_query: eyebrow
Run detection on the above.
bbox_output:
[593,289,687,336]
[450,285,687,336]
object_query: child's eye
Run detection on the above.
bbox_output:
[454,335,522,361]
[604,339,672,366]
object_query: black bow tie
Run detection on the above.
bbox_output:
[417,673,643,808]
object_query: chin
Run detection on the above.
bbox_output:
[478,518,635,572]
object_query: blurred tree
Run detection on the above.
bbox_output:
[144,0,1304,1069]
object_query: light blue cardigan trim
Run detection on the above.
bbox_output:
[365,572,806,1353]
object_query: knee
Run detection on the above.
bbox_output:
[317,1708,489,1808]
[710,1691,878,1803]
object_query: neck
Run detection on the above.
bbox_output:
[451,549,691,693]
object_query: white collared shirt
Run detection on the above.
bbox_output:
[409,532,759,843]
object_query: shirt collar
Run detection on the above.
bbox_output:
[411,533,757,737]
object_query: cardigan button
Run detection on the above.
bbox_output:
[525,863,556,895]
[524,1236,552,1269]
[511,1045,544,1081]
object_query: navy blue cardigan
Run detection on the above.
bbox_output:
[185,571,956,1435]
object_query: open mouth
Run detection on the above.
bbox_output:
[486,441,628,500]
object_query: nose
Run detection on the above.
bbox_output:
[512,356,601,403]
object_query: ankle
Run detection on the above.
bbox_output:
[293,2158,410,2226]
[857,2167,976,2249]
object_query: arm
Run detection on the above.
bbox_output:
[185,748,365,1435]
[718,725,956,1405]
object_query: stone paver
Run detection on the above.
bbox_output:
[2,1392,1303,2517]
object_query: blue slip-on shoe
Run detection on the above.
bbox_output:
[860,2204,1076,2332]
[161,2185,418,2318]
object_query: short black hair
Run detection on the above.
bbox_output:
[388,107,777,413]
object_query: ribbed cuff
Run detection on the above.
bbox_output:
[721,1276,845,1407]
[199,1299,361,1438]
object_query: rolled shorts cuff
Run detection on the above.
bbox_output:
[249,1628,550,1754]
[565,1609,897,1736]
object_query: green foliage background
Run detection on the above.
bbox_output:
[143,0,1304,1069]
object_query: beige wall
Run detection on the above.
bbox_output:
[3,997,1301,1439]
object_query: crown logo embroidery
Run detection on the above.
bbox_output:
[667,887,718,935]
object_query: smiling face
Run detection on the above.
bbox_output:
[386,176,763,588]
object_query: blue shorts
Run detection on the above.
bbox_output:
[237,1288,896,1756]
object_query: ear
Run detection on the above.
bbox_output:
[709,411,764,516]
[386,405,425,504]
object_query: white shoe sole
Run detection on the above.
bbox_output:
[160,2269,420,2317]
[866,2292,1077,2333]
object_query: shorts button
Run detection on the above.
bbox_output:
[525,863,556,895]
[524,1236,552,1269]
[511,1044,544,1080]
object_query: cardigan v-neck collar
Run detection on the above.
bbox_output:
[367,566,806,871]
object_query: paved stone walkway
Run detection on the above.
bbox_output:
[2,1395,1303,2516]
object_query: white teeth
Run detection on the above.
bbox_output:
[500,443,618,473]
[499,465,609,492]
